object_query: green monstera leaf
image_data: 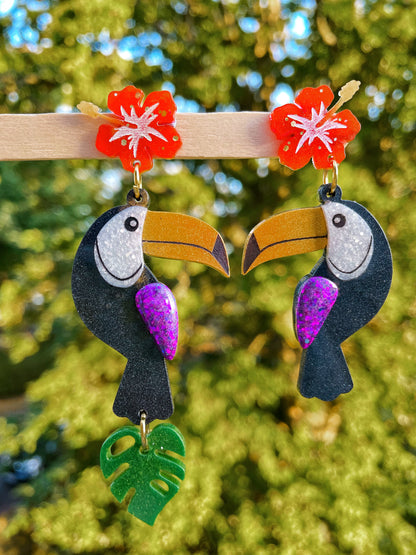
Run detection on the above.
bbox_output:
[100,423,185,525]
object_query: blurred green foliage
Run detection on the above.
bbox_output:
[1,0,416,553]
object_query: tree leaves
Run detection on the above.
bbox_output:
[1,0,416,552]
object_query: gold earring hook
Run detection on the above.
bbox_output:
[322,160,338,195]
[330,160,338,194]
[127,164,150,207]
[133,162,143,199]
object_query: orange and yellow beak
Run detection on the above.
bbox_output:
[143,211,230,277]
[242,207,327,274]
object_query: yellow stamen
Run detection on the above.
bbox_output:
[77,101,120,124]
[326,80,361,118]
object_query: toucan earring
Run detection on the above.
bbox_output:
[242,82,392,402]
[74,86,229,524]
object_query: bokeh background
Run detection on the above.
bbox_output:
[1,0,416,553]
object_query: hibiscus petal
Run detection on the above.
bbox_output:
[107,86,145,117]
[96,124,121,157]
[295,85,334,114]
[146,124,182,158]
[120,145,154,173]
[312,140,347,169]
[270,103,304,140]
[311,110,360,169]
[143,91,178,125]
[278,139,313,170]
[96,123,154,172]
[329,109,361,141]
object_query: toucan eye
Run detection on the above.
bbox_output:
[332,213,346,228]
[124,217,139,232]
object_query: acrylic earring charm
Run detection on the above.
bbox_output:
[242,82,392,402]
[74,86,230,524]
[78,85,182,173]
[100,414,185,525]
[268,81,361,171]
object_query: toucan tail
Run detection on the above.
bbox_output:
[113,356,174,424]
[297,337,353,401]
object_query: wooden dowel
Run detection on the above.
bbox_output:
[0,112,278,161]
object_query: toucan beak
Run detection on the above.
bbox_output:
[242,207,327,275]
[142,211,230,277]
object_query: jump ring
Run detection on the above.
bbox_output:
[139,411,149,452]
[133,162,143,199]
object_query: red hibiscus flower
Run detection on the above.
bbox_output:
[96,86,182,173]
[270,85,361,170]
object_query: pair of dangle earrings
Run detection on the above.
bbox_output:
[73,83,392,524]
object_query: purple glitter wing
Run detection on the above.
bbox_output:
[295,277,338,349]
[135,283,178,360]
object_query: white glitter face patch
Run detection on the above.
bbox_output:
[322,201,374,281]
[94,205,147,288]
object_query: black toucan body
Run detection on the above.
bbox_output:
[242,185,392,401]
[72,192,229,424]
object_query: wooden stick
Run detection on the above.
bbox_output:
[0,112,278,161]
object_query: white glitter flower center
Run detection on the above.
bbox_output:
[288,102,347,153]
[109,103,167,157]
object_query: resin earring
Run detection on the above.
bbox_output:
[74,86,229,524]
[242,83,392,401]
